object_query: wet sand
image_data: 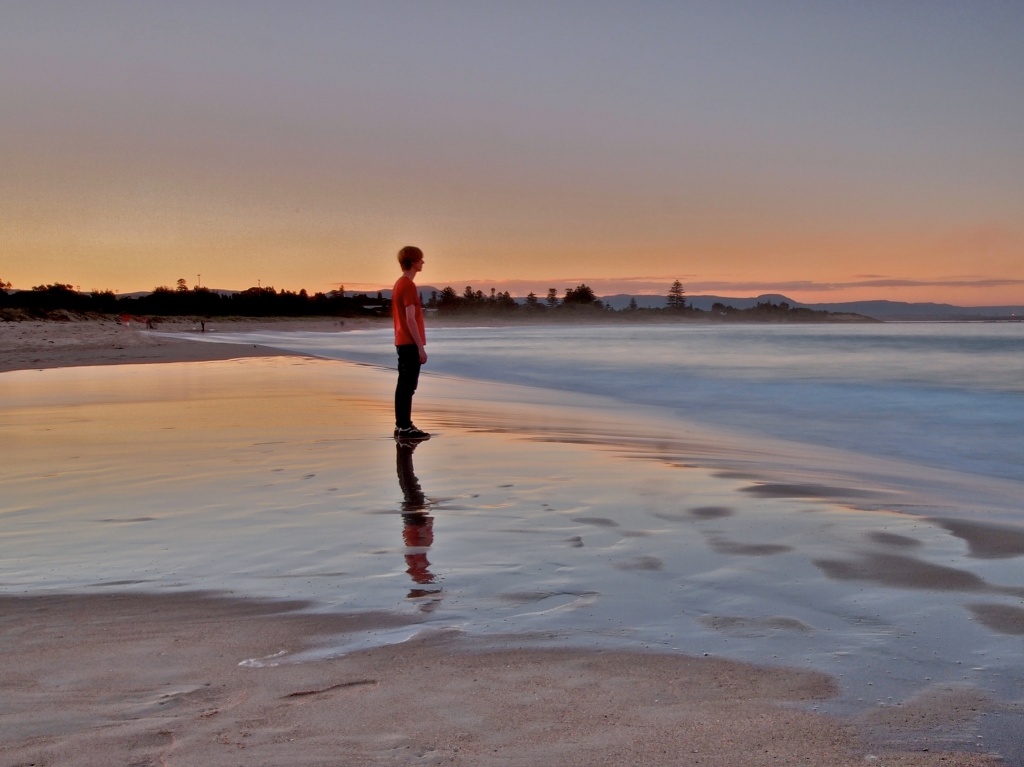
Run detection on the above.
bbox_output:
[0,592,1005,767]
[0,318,1015,766]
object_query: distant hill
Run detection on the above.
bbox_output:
[117,288,239,299]
[788,299,1023,321]
[601,293,1023,321]
[368,285,440,301]
[389,288,1021,320]
[600,294,668,310]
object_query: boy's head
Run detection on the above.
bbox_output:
[397,246,424,271]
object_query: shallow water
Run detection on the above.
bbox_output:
[4,354,1024,755]
[185,322,1024,486]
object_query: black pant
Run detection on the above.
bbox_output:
[395,344,422,429]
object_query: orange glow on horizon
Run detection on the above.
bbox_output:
[3,7,1022,310]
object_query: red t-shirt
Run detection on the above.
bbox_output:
[392,275,425,346]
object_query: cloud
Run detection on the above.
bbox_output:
[679,277,1024,295]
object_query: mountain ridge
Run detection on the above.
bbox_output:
[599,293,1022,320]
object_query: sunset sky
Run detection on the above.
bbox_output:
[3,2,1023,305]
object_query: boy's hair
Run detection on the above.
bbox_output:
[397,246,424,271]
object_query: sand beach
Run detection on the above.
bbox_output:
[1,317,1017,766]
[0,316,377,373]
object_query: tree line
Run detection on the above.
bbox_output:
[0,280,383,319]
[2,277,854,321]
[426,280,690,315]
[1,278,691,318]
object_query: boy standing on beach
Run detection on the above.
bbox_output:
[392,246,430,440]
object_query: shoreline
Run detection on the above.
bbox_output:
[1,317,1014,765]
[0,312,868,374]
[5,312,1020,378]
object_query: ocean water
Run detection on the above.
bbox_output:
[198,321,1024,490]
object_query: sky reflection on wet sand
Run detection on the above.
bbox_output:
[3,357,1023,737]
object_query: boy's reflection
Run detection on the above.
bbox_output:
[396,440,441,605]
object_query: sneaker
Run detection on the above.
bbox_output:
[394,425,431,441]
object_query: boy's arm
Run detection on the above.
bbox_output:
[405,305,427,364]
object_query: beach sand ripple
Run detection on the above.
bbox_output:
[0,592,1005,767]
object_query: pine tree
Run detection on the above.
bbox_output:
[666,280,687,310]
[563,284,597,305]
